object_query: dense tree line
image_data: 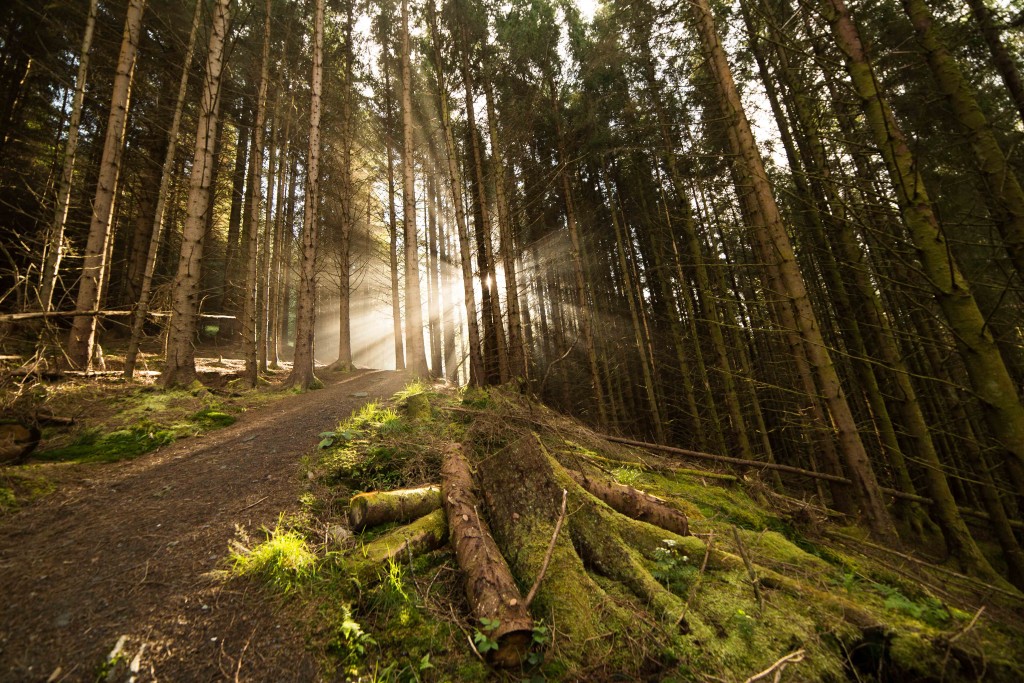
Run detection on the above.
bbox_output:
[1,0,1023,588]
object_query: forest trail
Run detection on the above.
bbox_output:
[0,368,410,682]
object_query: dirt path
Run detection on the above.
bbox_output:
[0,369,410,682]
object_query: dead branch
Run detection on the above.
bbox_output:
[524,488,567,608]
[732,527,764,616]
[742,649,805,683]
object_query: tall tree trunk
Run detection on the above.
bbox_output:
[67,0,146,369]
[268,100,290,370]
[384,56,405,371]
[259,91,279,374]
[223,120,248,315]
[460,41,508,384]
[966,0,1024,126]
[123,0,202,379]
[287,0,324,390]
[426,172,443,377]
[334,7,354,373]
[429,2,484,385]
[822,0,1024,498]
[160,0,230,387]
[691,0,898,543]
[604,170,665,444]
[400,0,428,377]
[484,80,526,380]
[241,0,272,387]
[38,0,97,312]
[903,0,1024,281]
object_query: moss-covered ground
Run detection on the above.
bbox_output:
[225,383,1024,682]
[0,369,287,513]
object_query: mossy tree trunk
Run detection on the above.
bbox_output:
[821,0,1024,500]
[691,0,898,544]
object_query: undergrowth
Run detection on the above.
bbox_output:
[225,383,1024,682]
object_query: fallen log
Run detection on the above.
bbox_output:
[568,468,689,537]
[349,509,448,583]
[348,486,442,531]
[441,443,532,667]
[0,310,235,323]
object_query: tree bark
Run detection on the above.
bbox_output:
[966,0,1024,126]
[67,0,146,369]
[429,2,484,385]
[286,0,324,390]
[241,0,272,388]
[38,0,97,312]
[692,0,898,543]
[903,0,1024,281]
[123,0,202,379]
[822,0,1024,497]
[400,0,428,378]
[160,0,230,388]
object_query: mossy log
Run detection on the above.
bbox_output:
[348,486,442,531]
[349,509,448,584]
[568,468,689,537]
[441,444,533,667]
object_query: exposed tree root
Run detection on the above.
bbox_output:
[567,464,689,537]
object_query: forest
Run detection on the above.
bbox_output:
[2,0,1024,679]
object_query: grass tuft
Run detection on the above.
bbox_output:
[231,521,318,593]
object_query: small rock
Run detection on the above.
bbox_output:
[54,613,71,628]
[351,391,369,398]
[327,524,353,546]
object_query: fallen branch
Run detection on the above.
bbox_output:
[823,530,1024,602]
[524,488,567,608]
[603,435,851,484]
[441,443,532,667]
[743,649,805,683]
[0,310,235,323]
[732,527,764,616]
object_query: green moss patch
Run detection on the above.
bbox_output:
[227,384,1024,682]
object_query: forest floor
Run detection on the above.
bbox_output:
[0,365,410,682]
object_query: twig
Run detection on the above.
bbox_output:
[538,336,577,395]
[236,496,268,513]
[941,606,985,681]
[525,488,568,608]
[234,625,257,683]
[743,649,805,683]
[732,527,764,616]
[683,530,713,618]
